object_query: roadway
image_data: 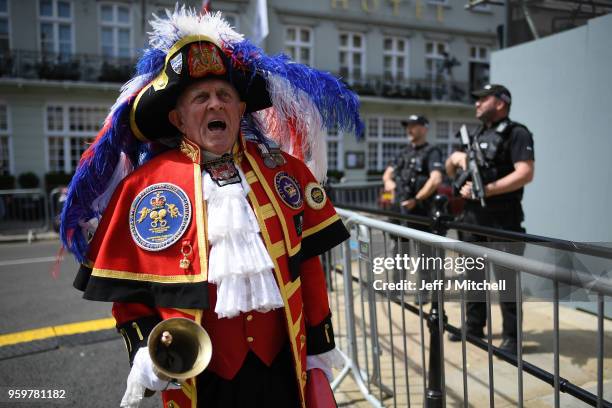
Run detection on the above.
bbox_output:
[0,240,159,407]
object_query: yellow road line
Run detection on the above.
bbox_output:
[0,317,116,347]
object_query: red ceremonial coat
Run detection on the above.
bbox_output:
[74,135,349,408]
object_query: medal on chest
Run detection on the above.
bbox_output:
[203,154,242,187]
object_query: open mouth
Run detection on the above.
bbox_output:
[207,120,227,131]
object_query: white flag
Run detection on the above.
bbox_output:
[200,0,210,13]
[252,0,269,45]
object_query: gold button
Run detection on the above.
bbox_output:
[300,334,306,345]
[246,315,253,321]
[301,371,307,382]
[247,336,254,343]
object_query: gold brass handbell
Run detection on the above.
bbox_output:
[147,317,213,384]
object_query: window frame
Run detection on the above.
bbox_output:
[0,102,13,175]
[284,25,314,67]
[338,31,366,84]
[365,116,410,172]
[98,2,133,59]
[325,126,344,171]
[44,103,107,173]
[0,0,12,53]
[425,40,450,81]
[433,119,481,158]
[382,36,409,82]
[38,0,75,55]
[469,45,491,63]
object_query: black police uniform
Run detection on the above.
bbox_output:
[460,117,534,341]
[390,142,444,298]
[391,142,444,222]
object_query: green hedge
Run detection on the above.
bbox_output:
[18,172,40,188]
[326,170,345,183]
[0,174,15,189]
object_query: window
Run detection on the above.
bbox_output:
[425,40,449,81]
[39,0,73,57]
[47,136,65,173]
[45,105,107,173]
[326,125,343,171]
[469,45,489,62]
[434,120,480,157]
[469,45,491,94]
[383,36,408,82]
[285,26,313,66]
[100,3,132,58]
[339,32,365,84]
[366,117,409,171]
[328,142,339,170]
[367,143,378,170]
[0,104,11,175]
[0,0,9,53]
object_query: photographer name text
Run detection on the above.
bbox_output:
[372,279,506,292]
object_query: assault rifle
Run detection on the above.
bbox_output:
[453,125,486,207]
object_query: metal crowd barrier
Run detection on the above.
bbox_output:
[324,208,612,408]
[328,181,383,210]
[0,189,49,236]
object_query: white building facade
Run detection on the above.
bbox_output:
[0,0,503,187]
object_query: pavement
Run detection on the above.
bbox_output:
[0,239,610,407]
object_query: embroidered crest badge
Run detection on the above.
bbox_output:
[305,182,327,210]
[274,172,302,210]
[203,155,242,187]
[188,42,226,78]
[129,183,191,251]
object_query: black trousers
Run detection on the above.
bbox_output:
[196,345,300,408]
[460,203,525,339]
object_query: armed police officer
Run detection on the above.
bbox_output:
[445,84,535,354]
[383,115,443,303]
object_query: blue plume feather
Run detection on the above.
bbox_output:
[136,48,166,76]
[229,39,364,138]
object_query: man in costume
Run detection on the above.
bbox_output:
[60,8,362,408]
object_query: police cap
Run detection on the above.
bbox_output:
[401,114,429,128]
[472,84,512,105]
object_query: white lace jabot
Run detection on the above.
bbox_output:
[203,163,283,318]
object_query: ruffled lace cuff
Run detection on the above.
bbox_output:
[306,348,344,382]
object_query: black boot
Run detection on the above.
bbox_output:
[448,328,485,342]
[498,337,518,355]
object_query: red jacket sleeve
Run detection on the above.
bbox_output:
[112,302,161,364]
[300,256,335,355]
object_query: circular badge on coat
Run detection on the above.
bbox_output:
[305,182,327,210]
[129,183,191,251]
[274,172,303,210]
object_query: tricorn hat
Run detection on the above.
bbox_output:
[130,35,271,143]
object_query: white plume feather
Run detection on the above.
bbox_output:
[149,6,243,52]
